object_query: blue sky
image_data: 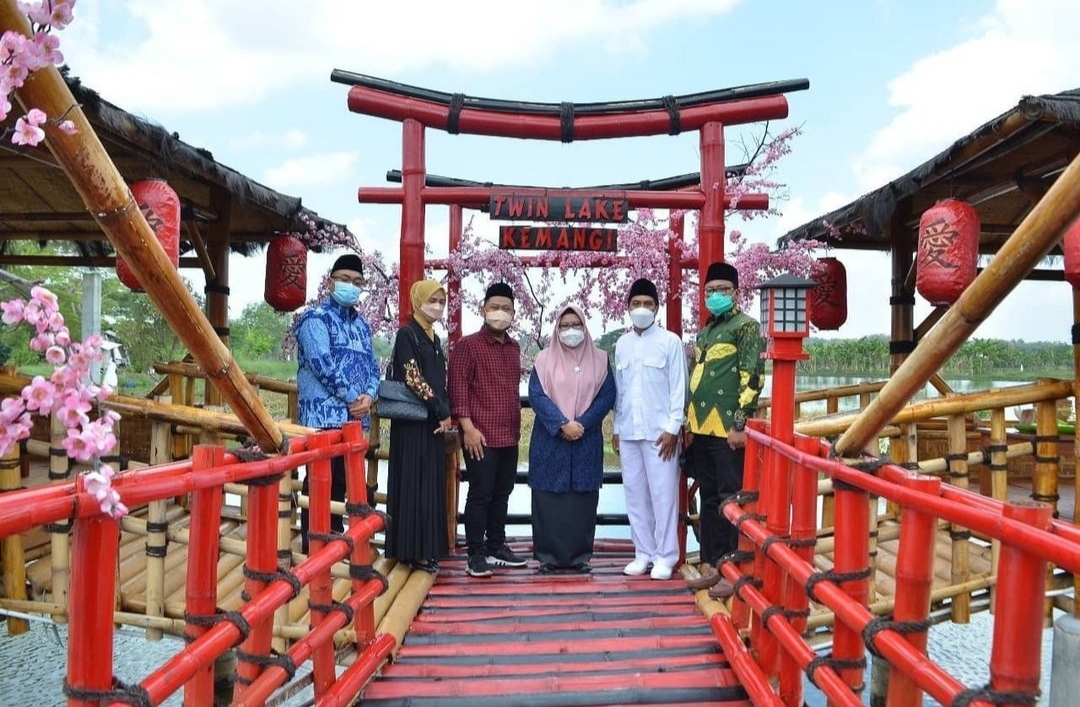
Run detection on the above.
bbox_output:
[55,0,1080,342]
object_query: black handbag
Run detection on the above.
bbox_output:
[376,328,429,422]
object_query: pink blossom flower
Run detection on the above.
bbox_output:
[0,397,26,424]
[57,119,76,135]
[54,391,90,427]
[31,31,62,64]
[30,284,58,312]
[29,331,55,351]
[0,95,10,123]
[45,344,66,364]
[62,427,93,461]
[12,112,46,146]
[54,327,71,346]
[0,298,24,325]
[22,375,56,414]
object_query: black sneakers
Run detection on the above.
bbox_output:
[486,543,528,568]
[467,553,493,578]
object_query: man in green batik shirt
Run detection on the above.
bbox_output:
[684,261,765,599]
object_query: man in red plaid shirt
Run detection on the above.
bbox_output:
[448,282,528,577]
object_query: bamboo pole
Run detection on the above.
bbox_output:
[154,362,298,395]
[0,442,28,634]
[1035,392,1060,628]
[143,499,167,641]
[757,380,888,414]
[988,408,1008,613]
[0,4,283,453]
[833,150,1080,455]
[800,379,1074,439]
[48,411,70,623]
[946,414,971,623]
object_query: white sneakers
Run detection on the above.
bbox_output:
[650,562,673,580]
[623,558,674,580]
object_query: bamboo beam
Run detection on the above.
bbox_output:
[153,362,298,395]
[0,254,205,268]
[946,414,971,623]
[988,408,1007,612]
[0,442,28,634]
[0,3,283,452]
[800,379,1074,438]
[834,149,1080,455]
[184,221,216,283]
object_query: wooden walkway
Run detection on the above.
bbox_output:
[359,541,750,707]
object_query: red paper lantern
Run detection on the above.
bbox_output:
[809,257,847,330]
[916,198,979,306]
[1064,218,1080,288]
[264,236,308,312]
[116,180,180,292]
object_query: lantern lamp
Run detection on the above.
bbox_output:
[758,273,816,361]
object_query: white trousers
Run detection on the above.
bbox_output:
[620,438,680,568]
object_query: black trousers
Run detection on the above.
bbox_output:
[300,452,347,553]
[691,434,745,566]
[462,445,518,554]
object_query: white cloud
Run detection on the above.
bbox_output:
[229,129,309,152]
[260,151,358,191]
[62,0,744,113]
[852,0,1080,191]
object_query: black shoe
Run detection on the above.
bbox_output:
[486,543,527,568]
[467,553,493,578]
[571,562,592,574]
[410,559,439,574]
[537,563,557,575]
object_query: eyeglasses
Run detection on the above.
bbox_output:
[557,322,584,331]
[331,275,364,287]
[704,286,735,296]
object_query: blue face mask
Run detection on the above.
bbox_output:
[331,281,361,307]
[706,292,734,316]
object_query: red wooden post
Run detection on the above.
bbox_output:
[233,468,279,699]
[306,432,337,698]
[749,419,773,664]
[448,204,463,344]
[698,122,725,327]
[343,421,377,645]
[829,443,871,701]
[66,478,120,707]
[989,500,1053,700]
[399,118,426,324]
[184,445,225,707]
[667,210,684,335]
[887,473,941,707]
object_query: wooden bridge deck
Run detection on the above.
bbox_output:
[359,542,751,707]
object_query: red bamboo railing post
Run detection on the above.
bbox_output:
[343,421,378,646]
[66,477,120,707]
[183,445,226,707]
[988,500,1053,702]
[232,467,280,701]
[306,432,337,698]
[760,439,791,679]
[886,473,942,707]
[398,118,427,325]
[712,614,785,707]
[829,448,871,704]
[448,204,463,344]
[749,419,773,663]
[731,419,765,631]
[698,122,725,326]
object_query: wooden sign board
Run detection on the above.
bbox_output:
[500,226,618,252]
[489,194,630,223]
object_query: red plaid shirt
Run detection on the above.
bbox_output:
[448,326,522,447]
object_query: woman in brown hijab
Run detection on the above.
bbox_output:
[384,280,453,572]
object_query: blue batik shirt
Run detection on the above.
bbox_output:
[295,299,380,429]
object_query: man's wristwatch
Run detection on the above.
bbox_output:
[731,411,747,432]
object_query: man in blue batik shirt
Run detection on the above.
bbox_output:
[295,253,380,552]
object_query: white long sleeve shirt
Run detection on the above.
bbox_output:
[613,324,688,440]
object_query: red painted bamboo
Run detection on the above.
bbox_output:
[66,482,120,707]
[887,473,942,707]
[347,87,790,140]
[343,421,377,645]
[358,185,769,211]
[748,419,772,656]
[399,119,426,322]
[134,516,384,705]
[698,122,726,326]
[317,633,399,707]
[448,205,463,344]
[717,561,863,707]
[722,502,972,707]
[183,446,226,707]
[234,578,390,707]
[731,418,765,631]
[989,501,1053,698]
[306,432,337,698]
[828,435,871,698]
[711,614,784,707]
[233,475,279,701]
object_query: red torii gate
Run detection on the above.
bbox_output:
[333,71,809,325]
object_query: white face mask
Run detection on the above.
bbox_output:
[420,302,444,321]
[485,310,513,332]
[558,329,585,348]
[629,307,655,329]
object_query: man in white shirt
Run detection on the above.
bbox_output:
[612,278,688,580]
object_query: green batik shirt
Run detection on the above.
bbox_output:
[686,308,764,437]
